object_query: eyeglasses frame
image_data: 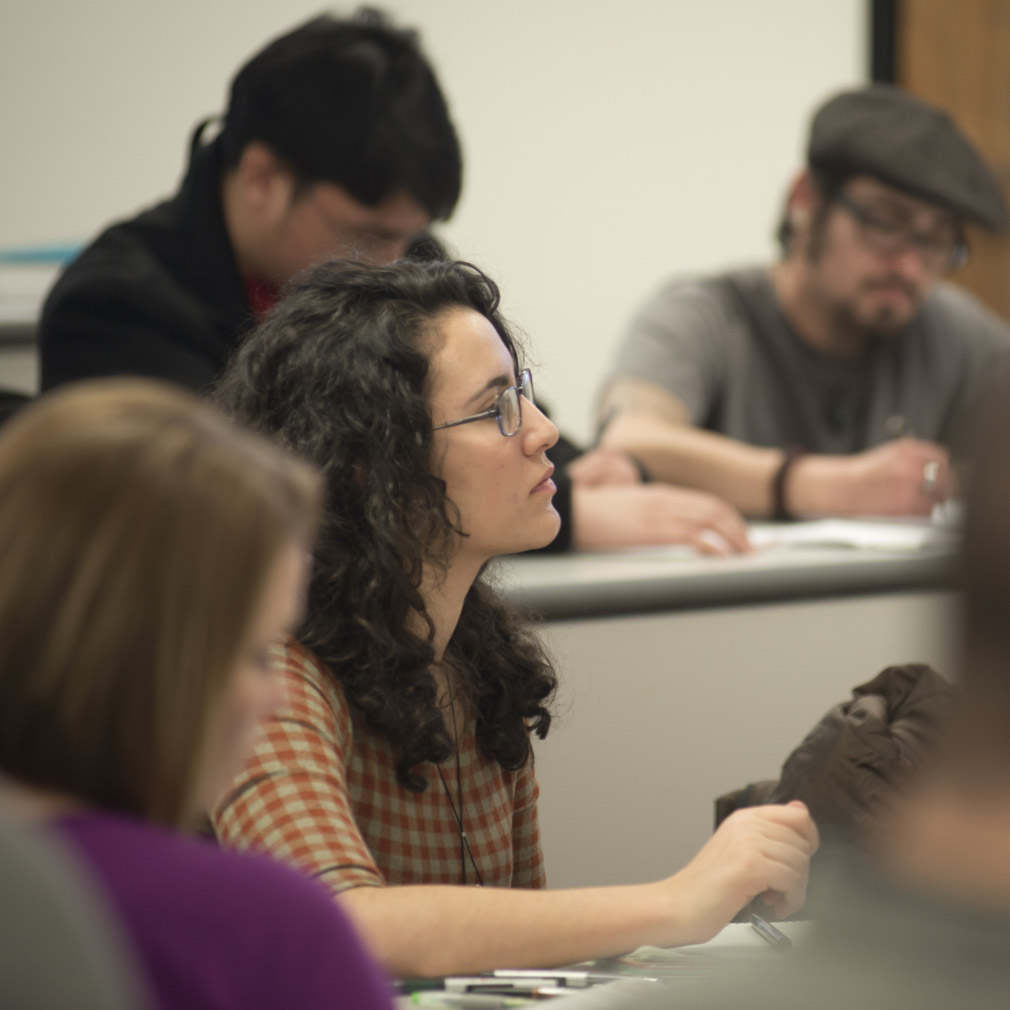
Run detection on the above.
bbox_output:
[832,191,969,273]
[432,369,535,438]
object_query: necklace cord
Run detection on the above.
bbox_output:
[436,683,483,886]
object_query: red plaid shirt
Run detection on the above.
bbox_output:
[213,638,546,892]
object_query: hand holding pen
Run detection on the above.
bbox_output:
[655,800,818,947]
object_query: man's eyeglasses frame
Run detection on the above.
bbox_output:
[833,191,969,273]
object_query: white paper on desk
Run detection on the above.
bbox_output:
[749,519,955,553]
[539,979,660,1008]
[623,920,810,965]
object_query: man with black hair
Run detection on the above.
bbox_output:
[38,9,751,555]
[599,86,1010,520]
[40,10,455,392]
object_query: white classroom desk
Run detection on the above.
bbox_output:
[495,533,957,889]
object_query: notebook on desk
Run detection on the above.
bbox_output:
[749,518,956,553]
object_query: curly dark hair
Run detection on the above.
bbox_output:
[214,258,556,790]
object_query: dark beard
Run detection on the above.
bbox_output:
[828,301,909,344]
[827,277,920,346]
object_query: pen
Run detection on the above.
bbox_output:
[411,992,532,1008]
[749,914,792,951]
[446,977,557,992]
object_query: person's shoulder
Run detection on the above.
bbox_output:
[272,637,352,732]
[62,185,186,268]
[60,808,236,880]
[61,810,339,927]
[60,811,391,1007]
[922,281,1010,342]
[626,264,768,349]
[161,825,389,1002]
[40,194,207,360]
[273,637,337,691]
[649,263,768,296]
[640,263,769,315]
[1,809,145,1010]
[178,828,331,923]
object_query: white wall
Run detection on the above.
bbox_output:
[534,591,955,887]
[0,1,866,439]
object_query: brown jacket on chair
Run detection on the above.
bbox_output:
[716,664,956,849]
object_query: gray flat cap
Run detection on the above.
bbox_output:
[808,85,1008,232]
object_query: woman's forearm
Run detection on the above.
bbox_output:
[338,878,673,978]
[338,802,817,977]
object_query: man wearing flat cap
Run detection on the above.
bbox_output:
[597,85,1010,519]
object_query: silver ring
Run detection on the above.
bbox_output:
[922,460,940,497]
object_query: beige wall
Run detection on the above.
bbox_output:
[535,591,956,887]
[0,1,865,436]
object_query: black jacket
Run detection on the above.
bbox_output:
[41,127,251,392]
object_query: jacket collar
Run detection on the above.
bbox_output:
[174,119,255,353]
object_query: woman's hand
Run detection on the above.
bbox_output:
[654,801,818,946]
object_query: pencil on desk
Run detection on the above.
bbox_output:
[749,913,792,951]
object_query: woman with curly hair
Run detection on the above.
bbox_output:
[211,258,818,977]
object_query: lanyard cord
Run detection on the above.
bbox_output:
[436,689,484,886]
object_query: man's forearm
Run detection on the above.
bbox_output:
[601,413,949,518]
[600,412,783,517]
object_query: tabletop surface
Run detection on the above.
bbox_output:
[494,521,957,619]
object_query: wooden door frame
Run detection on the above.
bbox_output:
[871,0,898,82]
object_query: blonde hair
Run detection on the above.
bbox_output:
[0,380,321,827]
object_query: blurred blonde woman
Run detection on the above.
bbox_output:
[0,380,393,1010]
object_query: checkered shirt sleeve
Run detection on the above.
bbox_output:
[213,639,546,893]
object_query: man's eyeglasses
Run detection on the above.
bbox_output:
[432,369,535,438]
[834,192,968,273]
[308,191,409,263]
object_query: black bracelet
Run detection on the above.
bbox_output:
[771,447,806,521]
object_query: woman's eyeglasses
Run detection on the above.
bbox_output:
[432,369,535,438]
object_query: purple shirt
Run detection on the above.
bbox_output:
[51,811,393,1010]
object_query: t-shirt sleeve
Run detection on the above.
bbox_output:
[510,758,546,889]
[929,284,1010,455]
[212,642,384,894]
[606,277,737,425]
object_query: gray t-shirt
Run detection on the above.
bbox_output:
[608,266,1010,456]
